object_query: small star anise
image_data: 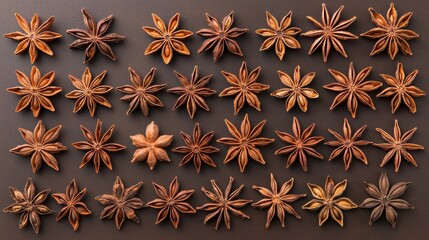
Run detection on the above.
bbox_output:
[219,61,269,115]
[72,119,126,173]
[197,177,252,230]
[167,66,216,119]
[7,66,62,117]
[116,67,166,116]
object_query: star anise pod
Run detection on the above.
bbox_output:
[196,11,248,62]
[360,3,419,60]
[130,121,173,170]
[65,67,113,117]
[72,119,126,173]
[7,66,62,117]
[377,63,425,113]
[10,120,67,173]
[143,13,193,64]
[360,172,414,228]
[116,67,166,116]
[302,176,357,226]
[197,177,252,230]
[167,66,216,119]
[172,123,219,173]
[95,176,144,230]
[325,118,372,170]
[217,114,274,173]
[4,13,61,63]
[255,11,301,60]
[301,3,358,62]
[252,173,306,229]
[271,65,319,112]
[3,178,53,234]
[324,62,382,118]
[67,8,125,63]
[219,61,270,115]
[275,117,324,172]
[51,179,91,231]
[147,177,195,228]
[373,119,423,172]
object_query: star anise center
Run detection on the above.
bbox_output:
[240,138,249,147]
[24,202,34,211]
[191,146,200,154]
[272,195,281,204]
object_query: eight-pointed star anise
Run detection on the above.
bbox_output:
[95,176,144,230]
[7,66,62,117]
[67,8,125,63]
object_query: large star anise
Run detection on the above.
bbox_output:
[301,3,358,62]
[143,13,192,64]
[95,176,144,230]
[10,120,67,173]
[167,66,216,119]
[197,177,252,230]
[67,8,125,63]
[196,11,248,62]
[217,114,274,173]
[252,173,306,229]
[361,3,419,60]
[373,119,423,172]
[360,172,414,228]
[72,119,126,173]
[51,179,91,231]
[377,63,425,113]
[7,66,62,117]
[4,13,61,63]
[172,123,219,173]
[66,67,113,117]
[275,117,324,172]
[302,176,357,226]
[117,67,166,116]
[271,65,319,112]
[255,11,301,60]
[324,62,382,118]
[147,177,195,229]
[3,178,53,234]
[219,61,269,115]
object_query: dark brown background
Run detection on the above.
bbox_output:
[0,0,427,239]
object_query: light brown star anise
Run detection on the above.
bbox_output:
[324,62,382,118]
[67,8,125,63]
[172,123,219,173]
[252,173,306,229]
[66,67,113,117]
[219,61,269,115]
[51,179,91,231]
[360,172,414,228]
[275,117,324,172]
[197,177,252,230]
[130,121,173,170]
[255,11,301,60]
[4,13,61,63]
[10,120,67,173]
[147,177,195,228]
[377,63,425,113]
[167,66,216,119]
[217,114,274,172]
[3,178,53,234]
[72,119,126,173]
[301,3,358,62]
[360,3,419,60]
[7,66,62,117]
[196,11,248,62]
[95,176,144,230]
[271,65,319,112]
[143,13,193,64]
[373,119,423,172]
[116,67,166,116]
[325,118,372,170]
